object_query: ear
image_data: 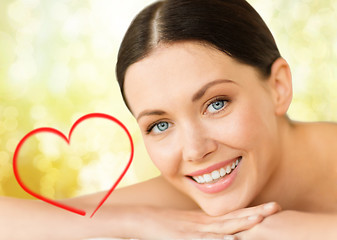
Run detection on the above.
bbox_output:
[267,57,293,116]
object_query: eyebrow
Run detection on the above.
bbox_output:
[191,79,235,102]
[136,109,167,121]
[136,79,235,121]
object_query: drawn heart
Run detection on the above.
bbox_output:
[13,113,134,217]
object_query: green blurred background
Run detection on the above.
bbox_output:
[0,0,336,200]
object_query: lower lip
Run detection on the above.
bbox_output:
[187,159,241,194]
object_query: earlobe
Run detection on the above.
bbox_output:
[268,57,293,116]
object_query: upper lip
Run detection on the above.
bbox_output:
[186,157,241,177]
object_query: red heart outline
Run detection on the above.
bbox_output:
[13,113,134,217]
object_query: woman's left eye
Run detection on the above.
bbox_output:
[206,99,228,114]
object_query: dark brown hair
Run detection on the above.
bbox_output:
[116,0,281,107]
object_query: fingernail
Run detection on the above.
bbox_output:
[248,214,260,221]
[223,236,235,240]
[264,202,276,210]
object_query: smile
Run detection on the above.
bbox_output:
[191,157,241,184]
[186,156,242,194]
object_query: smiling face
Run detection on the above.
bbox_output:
[124,41,284,216]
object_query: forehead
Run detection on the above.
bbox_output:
[123,42,260,115]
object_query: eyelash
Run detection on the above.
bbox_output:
[146,120,167,134]
[145,96,230,135]
[204,96,230,115]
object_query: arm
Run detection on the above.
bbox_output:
[0,176,193,239]
[65,176,200,211]
[237,210,337,240]
[0,196,130,240]
[0,176,281,239]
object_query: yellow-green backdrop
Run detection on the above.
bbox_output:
[0,0,336,200]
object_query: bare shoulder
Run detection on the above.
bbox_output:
[108,176,198,209]
[294,121,337,169]
[69,176,199,211]
[311,121,337,148]
[314,121,337,133]
[297,121,337,149]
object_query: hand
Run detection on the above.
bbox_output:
[234,210,337,240]
[130,202,281,239]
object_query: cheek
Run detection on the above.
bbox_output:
[144,137,181,177]
[213,111,264,148]
[215,99,278,190]
[209,99,277,156]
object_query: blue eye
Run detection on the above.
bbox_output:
[147,121,171,134]
[206,99,228,113]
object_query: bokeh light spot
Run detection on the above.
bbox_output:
[4,117,18,131]
[30,105,47,120]
[0,151,10,165]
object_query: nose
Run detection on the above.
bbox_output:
[180,121,217,162]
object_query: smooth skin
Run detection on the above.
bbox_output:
[123,41,337,238]
[1,41,336,239]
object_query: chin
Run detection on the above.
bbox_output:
[194,197,242,216]
[200,204,236,217]
[202,206,227,217]
[194,188,256,216]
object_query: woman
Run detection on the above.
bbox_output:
[1,0,336,239]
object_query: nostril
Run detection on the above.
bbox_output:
[182,140,217,162]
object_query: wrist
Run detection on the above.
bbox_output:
[84,205,145,239]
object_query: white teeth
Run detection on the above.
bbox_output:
[198,176,205,183]
[203,174,213,183]
[220,168,226,177]
[191,157,241,184]
[211,170,220,180]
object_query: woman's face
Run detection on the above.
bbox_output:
[124,42,281,216]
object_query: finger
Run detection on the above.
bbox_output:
[177,224,239,240]
[188,232,238,240]
[221,202,281,219]
[223,235,238,240]
[198,214,264,234]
